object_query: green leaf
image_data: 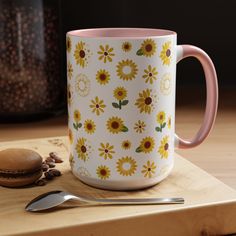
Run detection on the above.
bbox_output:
[155,126,161,132]
[73,123,78,130]
[78,123,82,128]
[136,48,143,56]
[135,146,142,153]
[122,126,129,132]
[121,100,129,106]
[112,102,120,108]
[161,122,166,129]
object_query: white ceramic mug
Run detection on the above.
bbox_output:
[66,28,218,190]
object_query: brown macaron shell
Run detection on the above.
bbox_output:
[0,148,43,187]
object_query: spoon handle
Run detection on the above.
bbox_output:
[81,197,184,205]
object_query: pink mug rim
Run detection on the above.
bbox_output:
[67,28,177,39]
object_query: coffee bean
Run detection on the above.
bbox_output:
[42,163,49,172]
[0,3,63,116]
[45,157,55,163]
[35,178,47,186]
[49,169,61,177]
[44,171,54,180]
[49,152,63,163]
[47,162,56,168]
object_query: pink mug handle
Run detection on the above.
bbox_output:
[175,45,218,149]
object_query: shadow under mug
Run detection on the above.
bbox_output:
[66,28,218,190]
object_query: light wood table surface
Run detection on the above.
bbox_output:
[0,106,236,190]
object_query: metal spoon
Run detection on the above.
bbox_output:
[25,190,184,212]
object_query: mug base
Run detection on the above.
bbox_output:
[72,164,173,191]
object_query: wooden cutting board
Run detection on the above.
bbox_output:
[0,136,236,236]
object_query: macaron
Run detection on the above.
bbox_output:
[0,148,43,187]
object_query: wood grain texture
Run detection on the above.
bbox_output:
[0,137,236,236]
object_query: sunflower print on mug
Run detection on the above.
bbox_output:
[76,137,92,162]
[116,156,137,176]
[142,160,157,178]
[69,153,75,169]
[155,111,166,132]
[136,39,157,57]
[160,73,171,95]
[116,59,138,81]
[134,120,146,134]
[84,119,96,134]
[106,116,128,134]
[142,65,158,84]
[158,136,169,159]
[67,84,72,108]
[160,41,172,65]
[73,109,82,130]
[74,41,91,67]
[121,140,131,150]
[98,142,115,160]
[96,165,111,180]
[75,74,91,97]
[136,136,155,153]
[167,116,171,129]
[122,42,132,52]
[90,96,106,116]
[97,44,115,63]
[77,166,91,177]
[135,89,157,114]
[67,61,73,80]
[96,69,110,85]
[112,87,129,109]
[66,36,72,53]
[68,128,73,145]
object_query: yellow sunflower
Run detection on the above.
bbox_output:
[97,44,115,63]
[84,119,96,134]
[142,65,158,84]
[116,156,137,176]
[67,61,73,80]
[121,140,131,150]
[160,41,171,65]
[68,128,73,144]
[116,59,138,81]
[98,142,115,160]
[66,36,72,53]
[142,160,157,178]
[76,74,91,97]
[67,84,72,107]
[136,136,155,153]
[96,165,111,180]
[73,110,81,122]
[135,89,157,114]
[106,116,128,134]
[137,39,157,57]
[69,153,74,168]
[113,87,127,101]
[134,120,146,133]
[158,136,169,159]
[122,42,132,52]
[168,116,171,129]
[76,137,91,161]
[90,96,106,116]
[96,69,110,85]
[74,41,91,67]
[156,111,166,125]
[160,73,171,95]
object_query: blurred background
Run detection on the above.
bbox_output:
[0,0,235,123]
